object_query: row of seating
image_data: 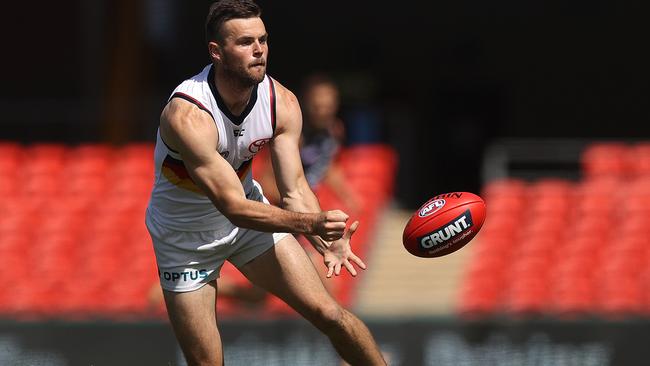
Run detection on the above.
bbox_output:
[459,142,650,318]
[0,142,152,198]
[0,142,397,320]
[581,141,650,178]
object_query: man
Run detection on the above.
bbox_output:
[299,74,361,212]
[145,1,386,365]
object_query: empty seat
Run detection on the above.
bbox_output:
[551,277,595,317]
[581,142,630,179]
[482,178,528,199]
[457,275,503,316]
[627,142,650,177]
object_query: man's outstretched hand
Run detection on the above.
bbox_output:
[323,221,367,278]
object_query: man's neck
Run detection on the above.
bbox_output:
[214,67,254,117]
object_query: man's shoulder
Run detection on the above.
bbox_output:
[160,98,218,153]
[269,82,302,136]
[162,98,214,130]
[268,76,299,113]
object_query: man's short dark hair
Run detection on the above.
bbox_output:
[205,0,262,44]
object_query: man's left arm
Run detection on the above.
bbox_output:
[269,80,366,277]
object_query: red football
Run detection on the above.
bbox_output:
[403,192,486,258]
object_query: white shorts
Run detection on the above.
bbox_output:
[145,186,289,292]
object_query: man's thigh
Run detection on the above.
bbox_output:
[163,282,224,365]
[237,235,335,311]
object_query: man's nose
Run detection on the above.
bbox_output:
[252,41,263,56]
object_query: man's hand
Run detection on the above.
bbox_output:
[323,221,367,278]
[312,210,349,241]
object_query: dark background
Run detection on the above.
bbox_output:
[2,0,648,207]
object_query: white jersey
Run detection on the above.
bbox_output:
[147,64,277,232]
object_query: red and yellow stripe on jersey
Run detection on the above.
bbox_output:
[161,155,203,194]
[161,155,252,195]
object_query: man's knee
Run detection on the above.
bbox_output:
[312,302,346,333]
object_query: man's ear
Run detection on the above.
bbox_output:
[208,41,221,62]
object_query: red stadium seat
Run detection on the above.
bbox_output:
[21,173,62,196]
[627,142,650,177]
[506,280,549,316]
[68,143,113,159]
[599,278,645,318]
[551,277,595,317]
[483,177,528,192]
[581,142,630,179]
[116,142,154,159]
[22,156,64,176]
[457,275,503,317]
[0,141,22,156]
[26,143,67,158]
[529,178,573,196]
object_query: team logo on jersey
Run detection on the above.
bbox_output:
[418,199,446,217]
[233,129,245,137]
[249,138,270,153]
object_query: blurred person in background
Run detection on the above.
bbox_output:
[256,73,362,210]
[299,74,362,212]
[144,1,386,365]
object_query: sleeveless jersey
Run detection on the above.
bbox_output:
[147,64,277,232]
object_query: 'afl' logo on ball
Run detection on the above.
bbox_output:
[418,199,446,217]
[249,138,270,153]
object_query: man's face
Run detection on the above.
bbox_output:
[216,17,268,86]
[305,83,339,128]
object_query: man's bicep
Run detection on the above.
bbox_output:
[161,101,246,204]
[177,130,245,204]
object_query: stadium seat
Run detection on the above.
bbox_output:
[506,280,549,316]
[551,277,595,317]
[26,142,68,159]
[457,275,503,316]
[581,142,630,179]
[481,178,528,198]
[627,142,650,177]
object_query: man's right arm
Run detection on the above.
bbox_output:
[159,98,347,241]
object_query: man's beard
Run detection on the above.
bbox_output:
[220,55,266,88]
